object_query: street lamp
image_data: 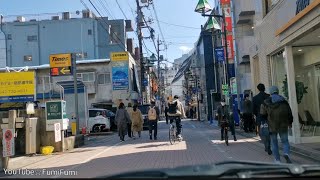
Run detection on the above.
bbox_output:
[194,0,229,89]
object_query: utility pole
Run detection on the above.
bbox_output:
[157,35,161,99]
[136,0,144,105]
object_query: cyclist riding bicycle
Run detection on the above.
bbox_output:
[167,95,186,140]
[217,98,237,142]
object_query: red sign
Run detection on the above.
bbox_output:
[225,17,232,32]
[4,130,12,141]
[222,35,234,60]
[221,0,230,5]
[226,35,234,60]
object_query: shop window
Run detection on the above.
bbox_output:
[109,24,121,44]
[98,73,111,84]
[27,35,37,42]
[77,72,95,82]
[37,76,50,84]
[270,51,286,96]
[24,55,32,61]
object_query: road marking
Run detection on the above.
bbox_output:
[53,141,123,178]
[191,125,196,129]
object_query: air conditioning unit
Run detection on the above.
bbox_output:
[52,16,60,20]
[62,12,70,20]
[17,16,26,22]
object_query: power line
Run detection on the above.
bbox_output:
[158,20,200,30]
[82,0,127,52]
[151,2,166,46]
[100,0,115,19]
[96,0,109,17]
[115,0,128,20]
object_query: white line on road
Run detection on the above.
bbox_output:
[191,125,196,129]
[53,141,123,178]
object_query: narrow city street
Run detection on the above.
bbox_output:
[3,119,317,178]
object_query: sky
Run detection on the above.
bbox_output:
[0,0,216,65]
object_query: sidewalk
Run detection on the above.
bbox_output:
[204,120,320,163]
[4,134,115,170]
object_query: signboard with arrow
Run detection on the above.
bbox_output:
[49,53,73,76]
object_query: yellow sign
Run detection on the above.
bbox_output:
[0,72,35,102]
[111,52,129,61]
[49,53,72,68]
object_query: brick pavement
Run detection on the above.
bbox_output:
[1,119,317,178]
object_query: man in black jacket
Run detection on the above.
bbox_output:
[252,83,271,154]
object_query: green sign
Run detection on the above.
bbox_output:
[46,101,66,120]
[222,84,228,90]
[223,90,229,95]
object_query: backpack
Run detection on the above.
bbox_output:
[148,107,157,120]
[168,101,178,114]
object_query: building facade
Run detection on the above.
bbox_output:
[250,0,320,143]
[0,11,134,67]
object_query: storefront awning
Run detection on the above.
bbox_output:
[171,56,192,84]
[56,80,86,94]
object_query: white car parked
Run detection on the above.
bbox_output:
[88,108,111,133]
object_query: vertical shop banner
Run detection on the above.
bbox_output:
[225,17,232,32]
[215,47,225,63]
[220,0,230,5]
[222,35,234,60]
[224,7,231,17]
[112,64,129,90]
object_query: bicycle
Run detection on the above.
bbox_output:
[169,118,183,145]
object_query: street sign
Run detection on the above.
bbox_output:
[0,72,35,103]
[111,52,129,61]
[223,90,229,95]
[46,100,67,131]
[215,47,225,63]
[143,79,148,87]
[49,53,72,76]
[3,129,14,157]
[54,123,61,142]
[222,84,229,90]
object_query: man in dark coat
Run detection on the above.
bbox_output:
[252,83,271,154]
[242,94,253,132]
[262,86,293,163]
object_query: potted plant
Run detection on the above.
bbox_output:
[282,75,308,104]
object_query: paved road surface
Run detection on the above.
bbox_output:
[3,120,317,178]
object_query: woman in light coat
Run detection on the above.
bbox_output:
[115,102,131,142]
[130,104,143,139]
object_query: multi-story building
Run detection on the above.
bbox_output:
[0,11,141,111]
[249,0,320,143]
[0,10,135,67]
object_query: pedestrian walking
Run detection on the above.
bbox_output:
[190,107,194,120]
[126,103,133,138]
[242,94,254,133]
[130,104,143,139]
[260,101,272,155]
[262,86,293,163]
[148,101,160,140]
[253,84,271,154]
[165,106,169,124]
[167,95,186,140]
[217,99,237,142]
[115,102,131,142]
